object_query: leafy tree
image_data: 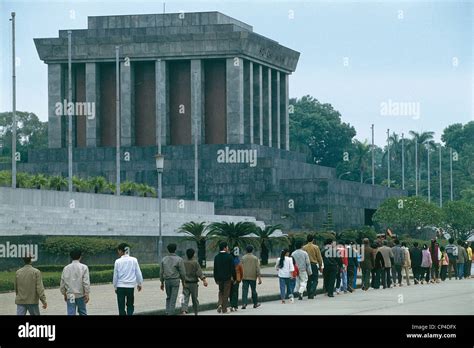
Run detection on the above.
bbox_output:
[0,111,47,162]
[253,224,287,265]
[373,196,443,237]
[48,175,68,191]
[179,222,210,267]
[289,95,356,168]
[442,200,474,241]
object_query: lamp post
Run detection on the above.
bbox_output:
[155,153,164,263]
[338,171,351,180]
[10,12,17,189]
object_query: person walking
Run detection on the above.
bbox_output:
[302,234,323,299]
[420,244,432,284]
[213,241,235,314]
[445,238,458,280]
[429,239,440,283]
[229,248,243,311]
[160,243,186,315]
[275,249,294,303]
[347,241,359,292]
[360,238,374,291]
[241,245,261,309]
[439,246,449,281]
[291,240,312,300]
[60,249,90,315]
[373,243,385,289]
[15,256,47,315]
[113,243,143,316]
[322,239,340,297]
[464,242,472,279]
[181,248,208,315]
[288,256,298,302]
[391,239,405,287]
[377,240,394,289]
[409,242,423,284]
[401,242,411,286]
[456,240,468,280]
[336,241,348,294]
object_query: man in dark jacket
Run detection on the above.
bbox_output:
[213,241,235,314]
[322,239,342,297]
[391,239,405,287]
[409,242,423,284]
[360,238,374,291]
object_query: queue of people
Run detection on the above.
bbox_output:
[12,237,472,316]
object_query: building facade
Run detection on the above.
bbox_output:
[34,12,299,150]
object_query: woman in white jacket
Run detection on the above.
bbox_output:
[275,249,295,304]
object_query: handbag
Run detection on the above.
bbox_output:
[292,263,299,278]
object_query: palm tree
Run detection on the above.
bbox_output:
[0,171,11,187]
[351,140,370,183]
[88,176,109,194]
[72,176,93,193]
[408,131,435,192]
[253,224,288,265]
[208,221,258,252]
[31,174,48,190]
[136,183,156,197]
[16,172,33,189]
[179,222,210,267]
[48,175,68,191]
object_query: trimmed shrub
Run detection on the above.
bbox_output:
[41,237,129,256]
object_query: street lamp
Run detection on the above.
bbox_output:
[338,171,351,180]
[155,153,164,263]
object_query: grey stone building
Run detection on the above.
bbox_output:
[5,11,405,231]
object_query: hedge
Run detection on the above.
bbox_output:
[0,264,160,292]
[36,264,114,273]
[41,237,131,256]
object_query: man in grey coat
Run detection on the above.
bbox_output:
[378,240,394,289]
[391,239,405,287]
[291,240,312,300]
[160,243,186,315]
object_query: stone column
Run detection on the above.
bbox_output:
[48,64,63,148]
[271,70,281,148]
[243,61,254,144]
[191,59,204,144]
[155,59,169,148]
[226,57,244,144]
[257,64,263,145]
[267,68,272,147]
[120,61,133,147]
[284,73,290,151]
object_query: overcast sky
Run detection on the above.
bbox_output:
[0,0,472,146]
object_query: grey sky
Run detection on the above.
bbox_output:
[0,0,472,146]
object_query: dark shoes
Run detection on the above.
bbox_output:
[253,303,261,309]
[241,305,247,309]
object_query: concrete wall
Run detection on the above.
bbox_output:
[0,187,214,215]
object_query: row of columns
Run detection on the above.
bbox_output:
[47,57,290,150]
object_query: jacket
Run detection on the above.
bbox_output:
[374,250,385,269]
[302,242,323,267]
[291,249,312,275]
[457,246,468,263]
[360,245,374,270]
[15,265,47,305]
[378,246,394,268]
[183,259,205,283]
[392,245,405,266]
[409,247,423,267]
[234,258,244,282]
[213,251,236,282]
[241,253,261,280]
[421,250,432,268]
[322,245,341,269]
[439,252,449,266]
[402,247,411,267]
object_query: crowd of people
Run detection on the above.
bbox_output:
[12,236,472,316]
[275,235,472,302]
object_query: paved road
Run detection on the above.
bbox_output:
[201,278,474,315]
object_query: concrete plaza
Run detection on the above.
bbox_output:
[201,278,474,315]
[1,275,473,315]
